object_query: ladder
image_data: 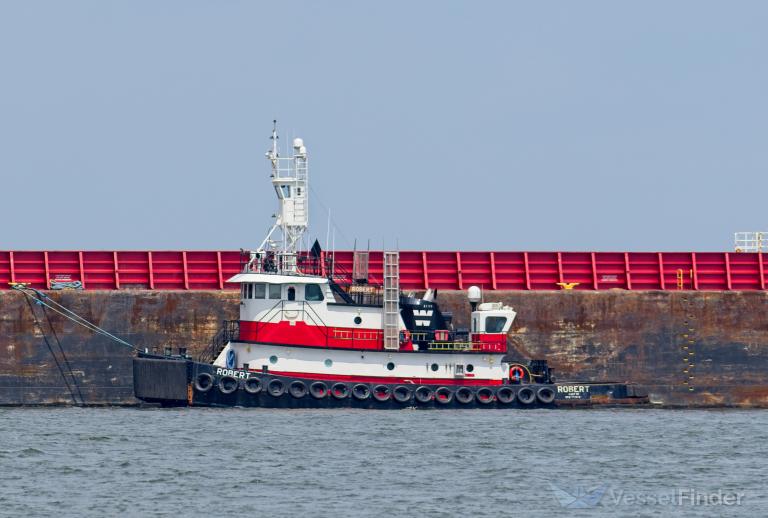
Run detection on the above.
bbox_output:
[382,251,400,350]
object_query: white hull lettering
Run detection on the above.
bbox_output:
[215,367,248,379]
[557,385,589,393]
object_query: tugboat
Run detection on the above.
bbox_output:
[132,123,648,409]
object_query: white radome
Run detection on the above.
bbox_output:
[467,285,482,303]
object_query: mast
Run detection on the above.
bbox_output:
[248,121,309,274]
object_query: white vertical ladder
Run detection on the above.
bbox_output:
[382,251,400,350]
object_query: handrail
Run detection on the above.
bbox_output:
[253,299,286,337]
[300,302,329,346]
[427,341,505,352]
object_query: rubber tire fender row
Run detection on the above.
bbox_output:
[267,379,286,398]
[435,386,453,404]
[372,385,392,402]
[476,387,495,405]
[194,372,214,393]
[352,384,371,400]
[393,386,412,404]
[415,386,434,404]
[331,383,350,399]
[289,380,308,399]
[243,376,262,395]
[517,386,536,405]
[218,375,239,395]
[496,386,515,404]
[455,387,474,405]
[310,381,329,399]
[537,386,556,404]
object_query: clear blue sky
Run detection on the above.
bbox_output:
[1,2,766,251]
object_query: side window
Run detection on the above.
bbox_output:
[253,283,266,299]
[485,316,507,333]
[281,185,291,198]
[268,284,282,299]
[247,284,253,299]
[305,284,324,301]
[287,287,296,301]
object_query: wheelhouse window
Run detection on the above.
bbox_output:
[253,283,266,299]
[280,185,291,198]
[287,287,296,301]
[247,284,253,299]
[268,284,281,299]
[305,284,324,301]
[485,316,507,333]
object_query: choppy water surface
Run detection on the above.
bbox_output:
[0,408,766,517]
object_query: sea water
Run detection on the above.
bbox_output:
[0,408,765,517]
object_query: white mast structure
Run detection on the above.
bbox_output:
[248,121,309,274]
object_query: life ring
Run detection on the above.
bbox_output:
[509,365,525,382]
[455,387,474,404]
[536,386,556,404]
[476,387,495,404]
[194,372,214,393]
[372,385,391,402]
[331,383,350,399]
[435,386,453,404]
[267,379,285,397]
[289,380,308,398]
[393,385,412,403]
[310,381,328,399]
[415,386,434,403]
[218,375,238,395]
[496,386,515,404]
[352,384,371,400]
[243,377,262,395]
[517,386,536,405]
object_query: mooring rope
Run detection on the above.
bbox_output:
[39,302,86,405]
[22,295,82,406]
[11,284,139,352]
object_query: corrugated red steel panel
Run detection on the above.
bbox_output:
[0,251,11,286]
[491,252,526,290]
[1,250,766,291]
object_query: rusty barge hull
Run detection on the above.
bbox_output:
[1,290,767,407]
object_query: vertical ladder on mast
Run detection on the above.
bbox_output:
[382,251,400,350]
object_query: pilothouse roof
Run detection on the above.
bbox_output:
[227,272,328,285]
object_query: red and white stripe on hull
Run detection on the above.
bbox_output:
[239,320,507,353]
[214,341,508,384]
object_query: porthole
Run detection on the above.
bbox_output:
[269,355,278,365]
[354,316,362,325]
[466,364,474,373]
[430,363,439,372]
[324,359,333,368]
[386,362,395,371]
